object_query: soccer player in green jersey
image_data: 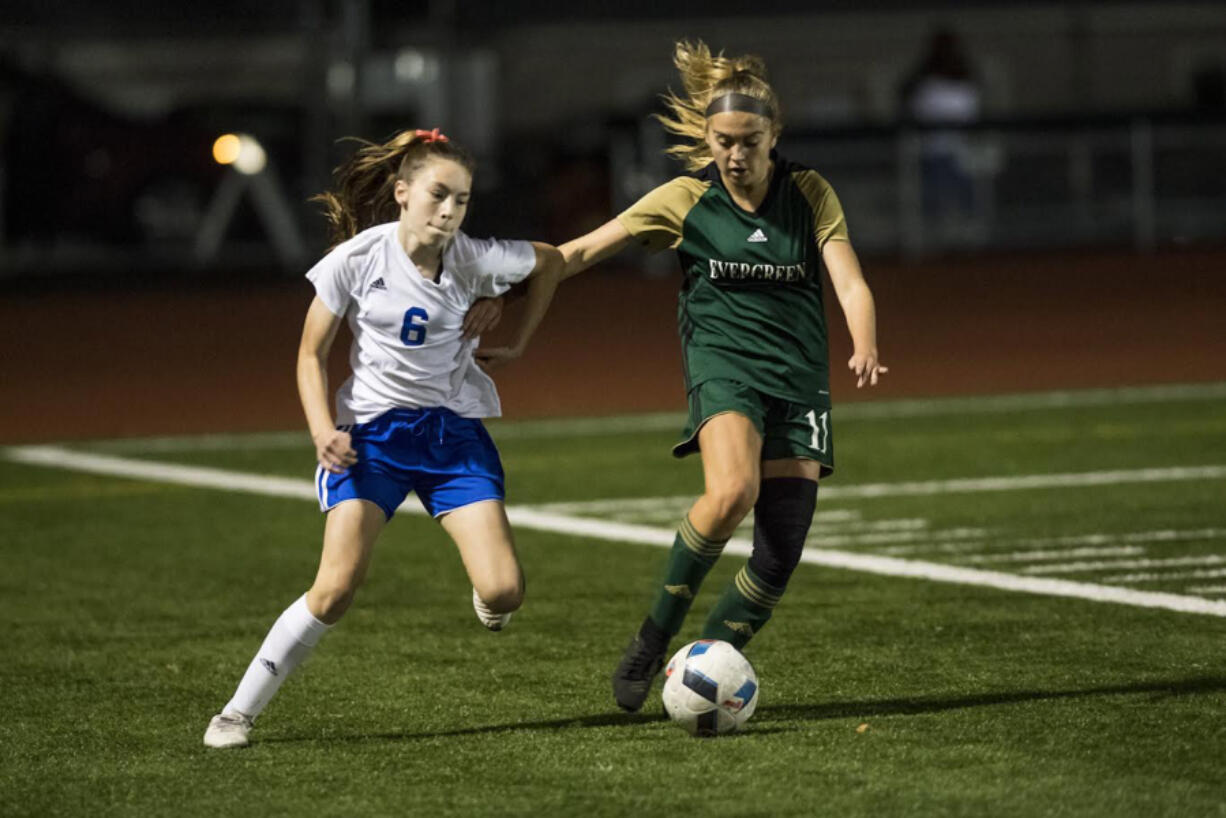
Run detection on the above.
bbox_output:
[558,40,888,712]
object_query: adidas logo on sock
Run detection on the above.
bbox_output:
[664,584,694,599]
[746,229,768,243]
[370,277,387,291]
[259,658,279,676]
[724,620,755,637]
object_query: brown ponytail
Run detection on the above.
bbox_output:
[311,130,476,249]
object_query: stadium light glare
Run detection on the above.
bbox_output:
[212,134,242,166]
[213,133,268,176]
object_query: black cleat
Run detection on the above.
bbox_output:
[612,617,670,712]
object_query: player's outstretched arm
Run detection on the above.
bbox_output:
[475,243,564,372]
[558,218,635,280]
[823,239,889,389]
[297,296,357,472]
[464,219,632,339]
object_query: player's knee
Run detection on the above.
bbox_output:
[307,581,360,624]
[477,578,523,614]
[749,478,818,587]
[706,480,758,526]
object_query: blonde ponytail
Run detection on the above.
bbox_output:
[655,40,782,172]
[311,130,475,250]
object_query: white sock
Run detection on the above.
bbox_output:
[223,594,332,719]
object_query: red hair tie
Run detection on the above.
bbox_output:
[414,128,449,143]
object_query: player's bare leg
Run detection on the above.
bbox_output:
[440,499,523,631]
[613,413,763,711]
[204,499,384,748]
[306,499,386,623]
[688,412,763,538]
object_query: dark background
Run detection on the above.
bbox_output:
[1,1,1224,440]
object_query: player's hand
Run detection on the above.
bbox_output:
[848,351,888,388]
[314,429,357,474]
[462,297,504,339]
[474,346,521,373]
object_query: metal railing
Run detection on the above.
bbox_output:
[611,115,1226,258]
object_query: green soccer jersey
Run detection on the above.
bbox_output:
[617,155,849,408]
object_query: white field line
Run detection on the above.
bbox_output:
[1009,529,1226,548]
[825,466,1226,498]
[499,508,1226,617]
[959,546,1147,564]
[826,381,1226,420]
[879,528,1226,556]
[516,466,1226,511]
[1022,554,1226,575]
[528,495,866,519]
[809,527,989,548]
[5,446,430,515]
[1103,568,1226,583]
[62,381,1226,453]
[8,444,1226,618]
[813,518,930,533]
[611,509,930,537]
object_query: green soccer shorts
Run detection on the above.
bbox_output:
[672,379,834,477]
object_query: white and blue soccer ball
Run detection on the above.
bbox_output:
[661,639,759,737]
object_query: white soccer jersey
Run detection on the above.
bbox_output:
[306,222,535,424]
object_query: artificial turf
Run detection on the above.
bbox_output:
[3,386,1225,816]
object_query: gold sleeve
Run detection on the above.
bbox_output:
[616,177,710,252]
[792,170,849,249]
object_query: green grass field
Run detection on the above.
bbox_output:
[3,383,1226,817]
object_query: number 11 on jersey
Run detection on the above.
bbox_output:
[805,409,829,454]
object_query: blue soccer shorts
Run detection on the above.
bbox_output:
[315,407,505,520]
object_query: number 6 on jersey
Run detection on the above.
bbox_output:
[400,307,429,346]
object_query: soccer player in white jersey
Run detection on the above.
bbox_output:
[203,128,563,749]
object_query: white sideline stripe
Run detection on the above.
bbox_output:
[1022,554,1226,575]
[879,528,1226,556]
[4,446,431,515]
[8,445,1226,619]
[498,509,1226,617]
[63,380,1226,453]
[959,546,1146,564]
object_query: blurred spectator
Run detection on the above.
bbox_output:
[899,29,984,245]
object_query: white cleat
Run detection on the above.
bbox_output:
[472,587,512,631]
[203,711,253,749]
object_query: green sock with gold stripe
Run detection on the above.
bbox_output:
[699,565,785,649]
[647,515,728,636]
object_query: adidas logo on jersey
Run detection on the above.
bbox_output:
[746,228,768,243]
[370,277,387,291]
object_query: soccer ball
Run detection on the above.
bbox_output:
[661,639,759,737]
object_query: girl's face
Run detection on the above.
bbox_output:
[705,111,777,192]
[394,157,472,248]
